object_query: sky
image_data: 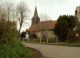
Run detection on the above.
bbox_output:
[25,0,80,19]
[1,0,80,32]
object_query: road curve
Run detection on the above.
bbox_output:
[22,42,80,58]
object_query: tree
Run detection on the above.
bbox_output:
[68,16,76,29]
[40,14,51,21]
[0,2,18,44]
[39,14,51,43]
[20,31,26,41]
[67,16,76,43]
[16,1,29,39]
[54,15,76,42]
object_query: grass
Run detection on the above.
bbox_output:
[24,39,80,47]
[0,38,42,58]
[0,40,30,58]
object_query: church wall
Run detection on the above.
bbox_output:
[35,30,56,40]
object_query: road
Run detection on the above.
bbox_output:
[22,42,80,58]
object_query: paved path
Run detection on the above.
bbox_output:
[22,42,80,58]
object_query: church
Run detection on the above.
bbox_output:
[28,7,57,40]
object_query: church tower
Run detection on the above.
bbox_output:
[31,6,40,25]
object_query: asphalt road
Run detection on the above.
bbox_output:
[22,42,80,58]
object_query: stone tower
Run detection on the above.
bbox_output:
[31,6,40,25]
[75,6,80,22]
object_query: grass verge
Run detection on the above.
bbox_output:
[23,40,80,47]
[0,40,30,58]
[0,39,43,58]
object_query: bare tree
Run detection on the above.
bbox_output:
[40,14,51,21]
[16,1,29,39]
[40,14,51,43]
[0,2,17,43]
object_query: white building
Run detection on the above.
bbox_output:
[75,6,80,22]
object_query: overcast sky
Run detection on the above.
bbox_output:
[2,0,80,19]
[23,0,80,31]
[1,0,80,31]
[25,0,80,19]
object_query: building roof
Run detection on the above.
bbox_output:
[29,20,57,33]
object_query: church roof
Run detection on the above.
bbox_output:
[29,20,57,33]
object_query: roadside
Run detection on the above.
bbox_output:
[22,40,80,47]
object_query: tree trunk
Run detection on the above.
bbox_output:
[40,38,42,43]
[47,38,48,43]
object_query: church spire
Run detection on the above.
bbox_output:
[31,6,40,25]
[34,6,38,16]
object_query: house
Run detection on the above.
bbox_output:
[28,7,57,40]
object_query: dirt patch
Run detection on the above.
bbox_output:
[26,47,45,58]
